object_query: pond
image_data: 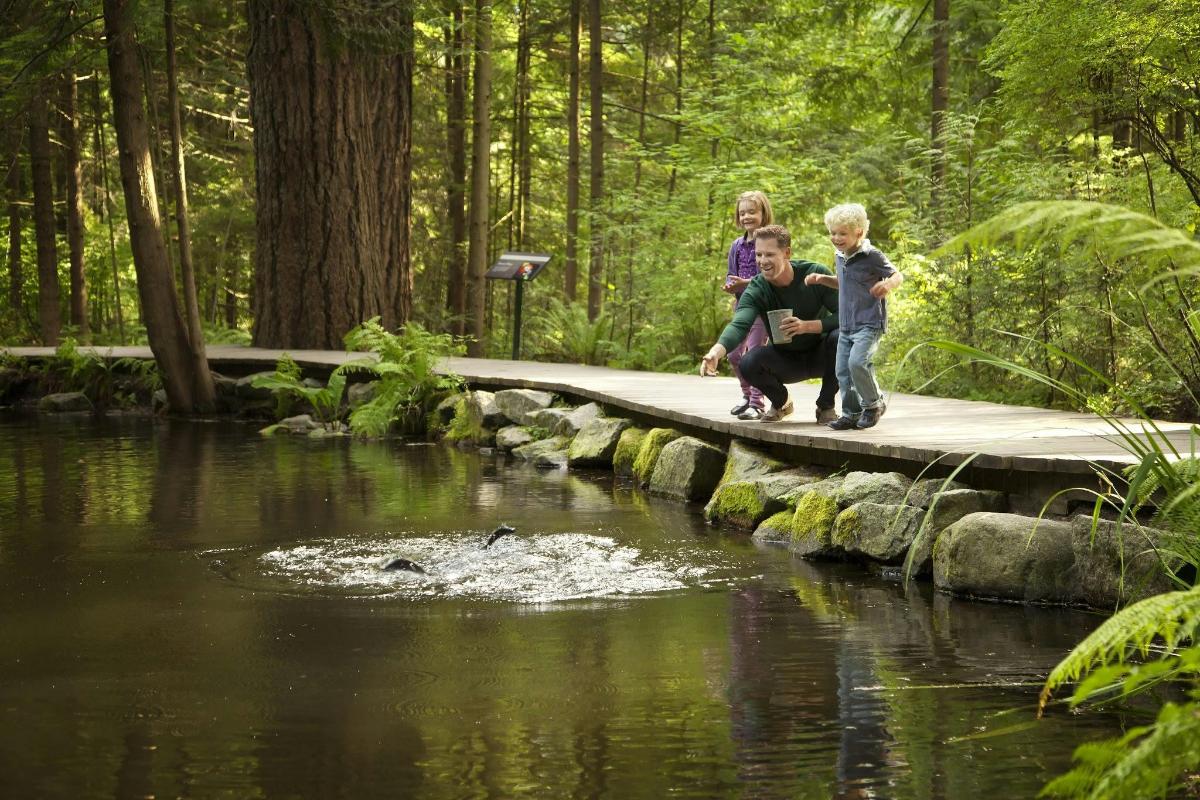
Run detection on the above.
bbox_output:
[0,415,1127,799]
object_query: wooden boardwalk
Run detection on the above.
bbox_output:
[5,345,1196,497]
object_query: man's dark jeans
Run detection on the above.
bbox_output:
[738,328,840,410]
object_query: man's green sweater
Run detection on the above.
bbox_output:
[716,260,839,354]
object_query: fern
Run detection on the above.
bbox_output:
[250,353,346,423]
[339,317,465,437]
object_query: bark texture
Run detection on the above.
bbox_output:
[104,0,213,411]
[586,0,603,321]
[63,71,89,336]
[28,93,61,345]
[465,0,492,356]
[564,0,580,302]
[6,146,21,312]
[443,0,467,334]
[247,0,413,349]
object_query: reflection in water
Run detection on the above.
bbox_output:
[0,416,1125,799]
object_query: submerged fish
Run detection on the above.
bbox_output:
[484,524,516,549]
[382,557,426,574]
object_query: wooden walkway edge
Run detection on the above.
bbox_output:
[5,345,1196,499]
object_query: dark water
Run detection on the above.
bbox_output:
[0,415,1128,799]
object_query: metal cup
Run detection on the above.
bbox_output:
[766,308,793,344]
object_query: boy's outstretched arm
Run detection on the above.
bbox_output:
[804,273,838,288]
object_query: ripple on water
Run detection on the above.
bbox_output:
[253,531,726,604]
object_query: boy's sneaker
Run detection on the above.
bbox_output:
[856,403,887,429]
[827,415,859,431]
[730,397,751,416]
[760,399,794,423]
[815,405,838,424]
[738,406,764,421]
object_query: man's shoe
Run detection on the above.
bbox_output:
[827,415,859,431]
[815,405,838,424]
[760,399,794,423]
[730,398,751,416]
[856,403,886,429]
[737,406,764,421]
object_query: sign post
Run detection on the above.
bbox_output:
[485,252,552,360]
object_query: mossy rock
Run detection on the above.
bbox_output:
[720,440,790,484]
[788,490,841,558]
[493,388,555,425]
[933,512,1076,603]
[512,435,571,464]
[837,471,912,508]
[779,476,845,511]
[705,469,821,530]
[752,510,797,544]
[632,428,683,486]
[647,436,726,502]
[444,396,495,445]
[496,425,536,451]
[568,417,632,467]
[832,502,923,563]
[613,427,648,477]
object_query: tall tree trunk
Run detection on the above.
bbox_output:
[564,0,580,302]
[393,6,414,325]
[63,70,89,338]
[164,0,215,408]
[930,0,950,226]
[6,145,22,312]
[28,93,62,345]
[666,0,684,201]
[93,73,125,342]
[444,0,468,335]
[465,0,492,356]
[586,0,604,322]
[247,0,413,349]
[515,0,531,249]
[103,0,213,412]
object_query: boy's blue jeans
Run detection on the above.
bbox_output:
[835,326,884,418]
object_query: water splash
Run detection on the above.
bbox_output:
[257,531,724,603]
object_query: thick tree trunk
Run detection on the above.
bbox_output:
[103,0,213,412]
[247,0,413,349]
[6,147,21,312]
[28,93,61,345]
[930,0,950,222]
[164,0,215,408]
[586,0,603,322]
[564,0,580,302]
[465,0,492,356]
[666,0,684,201]
[444,1,468,335]
[63,70,89,338]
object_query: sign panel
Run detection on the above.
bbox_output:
[485,252,552,282]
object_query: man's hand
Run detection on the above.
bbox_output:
[699,344,727,376]
[779,317,823,336]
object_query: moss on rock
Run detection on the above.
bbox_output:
[613,427,648,477]
[632,428,682,485]
[705,481,763,528]
[789,490,841,557]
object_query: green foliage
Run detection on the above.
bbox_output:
[340,317,465,437]
[524,298,616,366]
[250,353,347,423]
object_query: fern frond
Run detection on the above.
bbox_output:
[1040,587,1200,712]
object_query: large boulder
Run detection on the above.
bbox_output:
[837,471,913,507]
[465,390,508,430]
[706,469,822,530]
[632,428,683,485]
[1070,516,1179,609]
[648,436,726,502]
[432,392,467,427]
[933,512,1076,603]
[753,510,798,545]
[37,391,92,413]
[907,477,971,509]
[493,388,555,425]
[613,427,648,477]
[512,436,571,467]
[780,476,845,510]
[496,425,536,451]
[525,407,571,433]
[568,417,632,468]
[552,402,605,437]
[786,489,843,558]
[832,502,924,563]
[906,489,1008,577]
[720,440,790,484]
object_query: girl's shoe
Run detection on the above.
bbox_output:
[730,398,751,416]
[738,406,764,421]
